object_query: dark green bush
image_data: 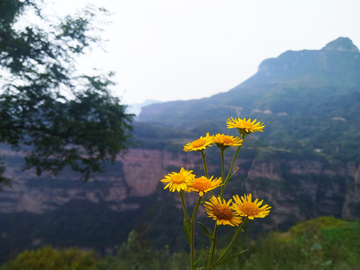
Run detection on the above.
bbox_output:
[1,246,98,270]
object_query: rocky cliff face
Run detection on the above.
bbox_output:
[0,148,207,214]
[1,148,359,225]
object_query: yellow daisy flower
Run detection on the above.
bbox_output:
[226,117,265,135]
[187,176,222,197]
[212,134,243,149]
[205,196,242,226]
[160,168,195,192]
[183,133,213,152]
[232,193,271,220]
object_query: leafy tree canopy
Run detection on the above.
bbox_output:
[0,0,133,188]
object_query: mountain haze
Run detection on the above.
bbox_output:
[138,37,360,164]
[139,37,360,126]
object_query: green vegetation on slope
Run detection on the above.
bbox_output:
[136,38,360,166]
[2,217,360,270]
[1,246,98,270]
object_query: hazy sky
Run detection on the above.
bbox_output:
[46,0,360,105]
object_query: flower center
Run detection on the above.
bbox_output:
[212,205,233,220]
[171,174,185,184]
[191,177,211,191]
[241,122,253,129]
[191,138,206,148]
[220,136,233,144]
[238,202,261,216]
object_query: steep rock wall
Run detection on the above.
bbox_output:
[0,148,359,224]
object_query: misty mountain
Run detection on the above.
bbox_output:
[127,99,162,118]
[137,37,360,164]
[139,37,360,124]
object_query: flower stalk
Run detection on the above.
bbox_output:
[200,150,209,179]
[213,217,249,266]
[190,196,203,268]
[179,190,190,222]
[206,224,219,268]
[224,140,243,186]
[220,148,226,199]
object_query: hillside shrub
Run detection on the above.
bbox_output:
[1,246,98,270]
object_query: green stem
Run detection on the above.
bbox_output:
[191,196,202,223]
[179,190,190,221]
[213,218,249,265]
[220,148,226,199]
[224,139,245,186]
[179,191,193,269]
[206,224,219,269]
[200,150,209,178]
[190,196,202,269]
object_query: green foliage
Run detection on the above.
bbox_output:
[2,217,359,270]
[132,121,191,151]
[289,216,349,237]
[97,217,360,270]
[0,0,133,186]
[1,246,98,270]
[240,218,360,270]
[97,229,176,270]
[98,217,360,269]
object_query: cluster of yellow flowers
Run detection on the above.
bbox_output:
[205,194,271,226]
[160,117,270,269]
[161,117,269,225]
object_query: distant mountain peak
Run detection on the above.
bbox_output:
[321,37,359,53]
[240,37,360,87]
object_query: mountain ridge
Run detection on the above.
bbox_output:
[242,37,360,87]
[139,37,360,126]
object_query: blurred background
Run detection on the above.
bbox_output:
[1,0,360,269]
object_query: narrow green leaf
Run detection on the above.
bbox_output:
[193,258,201,268]
[210,249,248,269]
[201,198,208,204]
[197,221,213,240]
[183,219,191,244]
